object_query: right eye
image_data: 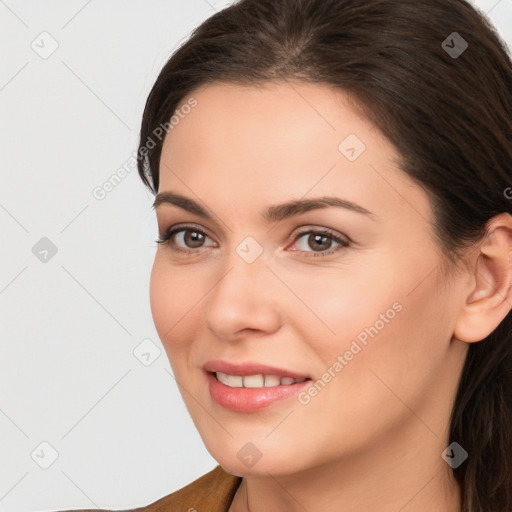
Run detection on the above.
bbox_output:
[155,224,216,254]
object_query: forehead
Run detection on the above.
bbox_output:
[161,80,389,163]
[158,81,429,225]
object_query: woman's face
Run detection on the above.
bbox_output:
[150,81,468,476]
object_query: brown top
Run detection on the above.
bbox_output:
[59,465,243,512]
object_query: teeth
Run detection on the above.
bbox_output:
[264,375,281,387]
[215,372,307,388]
[227,374,243,388]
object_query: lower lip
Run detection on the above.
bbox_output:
[206,372,312,412]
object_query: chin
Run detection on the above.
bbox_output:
[210,446,310,478]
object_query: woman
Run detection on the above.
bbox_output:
[61,0,512,510]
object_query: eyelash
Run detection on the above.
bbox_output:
[155,223,350,257]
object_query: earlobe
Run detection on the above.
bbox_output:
[453,213,512,343]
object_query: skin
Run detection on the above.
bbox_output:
[150,81,512,512]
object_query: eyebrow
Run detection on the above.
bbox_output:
[152,191,377,223]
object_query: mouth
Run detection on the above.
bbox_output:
[211,371,310,388]
[203,360,313,412]
[203,359,311,380]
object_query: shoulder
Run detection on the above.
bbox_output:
[144,464,242,511]
[56,465,243,512]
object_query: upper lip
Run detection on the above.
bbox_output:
[203,360,311,379]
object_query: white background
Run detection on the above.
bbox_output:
[0,1,511,510]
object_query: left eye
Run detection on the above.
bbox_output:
[156,226,349,256]
[291,230,349,256]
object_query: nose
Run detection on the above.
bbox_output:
[203,249,282,341]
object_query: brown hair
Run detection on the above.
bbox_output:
[136,1,512,510]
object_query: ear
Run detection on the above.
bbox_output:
[454,213,512,343]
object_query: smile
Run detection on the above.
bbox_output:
[206,372,312,412]
[215,372,308,388]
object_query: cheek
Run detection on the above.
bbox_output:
[326,271,452,416]
[149,256,197,352]
[292,280,452,462]
[149,258,201,386]
[295,252,450,390]
[149,257,170,338]
[276,260,402,352]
